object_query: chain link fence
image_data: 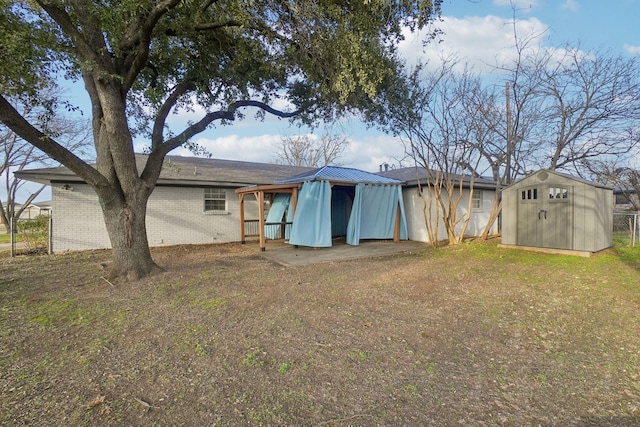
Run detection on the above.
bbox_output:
[613,211,639,247]
[10,216,52,256]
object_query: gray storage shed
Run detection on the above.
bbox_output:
[501,170,613,253]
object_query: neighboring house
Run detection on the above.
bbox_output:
[614,188,638,211]
[16,155,313,252]
[15,201,52,219]
[501,170,613,254]
[379,167,499,243]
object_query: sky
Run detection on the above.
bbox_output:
[160,0,640,170]
[7,0,640,203]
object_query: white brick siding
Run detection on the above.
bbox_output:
[402,186,498,243]
[51,184,258,252]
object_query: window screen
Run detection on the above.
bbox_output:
[204,188,226,211]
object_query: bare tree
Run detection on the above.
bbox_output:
[531,47,640,175]
[466,29,640,237]
[588,156,640,211]
[398,59,485,245]
[274,131,349,167]
[0,96,91,232]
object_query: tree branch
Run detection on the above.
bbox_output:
[0,96,110,193]
[194,20,244,31]
[140,100,303,185]
[151,81,197,150]
[120,0,183,93]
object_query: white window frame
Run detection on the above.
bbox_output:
[472,190,483,211]
[204,188,227,213]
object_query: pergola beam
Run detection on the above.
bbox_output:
[235,183,301,251]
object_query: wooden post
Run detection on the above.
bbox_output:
[394,205,401,242]
[238,193,246,243]
[257,190,266,251]
[290,187,298,218]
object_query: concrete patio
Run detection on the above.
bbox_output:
[257,239,428,267]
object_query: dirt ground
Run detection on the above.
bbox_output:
[1,239,640,426]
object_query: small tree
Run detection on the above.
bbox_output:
[398,59,484,245]
[274,132,349,167]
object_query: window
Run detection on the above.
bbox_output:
[472,190,483,211]
[548,187,569,201]
[521,187,538,201]
[204,188,226,212]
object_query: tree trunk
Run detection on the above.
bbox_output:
[101,193,159,282]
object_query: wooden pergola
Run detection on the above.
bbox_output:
[235,183,301,251]
[236,180,404,252]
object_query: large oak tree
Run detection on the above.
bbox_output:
[0,0,442,280]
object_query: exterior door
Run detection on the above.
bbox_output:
[542,185,573,250]
[517,185,573,250]
[517,186,542,247]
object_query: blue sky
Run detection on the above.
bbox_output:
[165,0,639,170]
[7,0,640,203]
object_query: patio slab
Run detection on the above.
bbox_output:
[258,240,428,267]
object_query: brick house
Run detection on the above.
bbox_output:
[16,155,313,252]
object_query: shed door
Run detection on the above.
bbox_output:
[517,186,542,247]
[516,185,573,250]
[543,186,573,250]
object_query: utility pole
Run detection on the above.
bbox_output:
[505,81,512,185]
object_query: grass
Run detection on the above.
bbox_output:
[1,240,639,426]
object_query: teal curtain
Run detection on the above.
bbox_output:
[346,184,364,245]
[346,184,407,245]
[265,193,291,239]
[288,181,333,247]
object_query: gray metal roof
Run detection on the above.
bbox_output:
[276,165,404,185]
[15,155,315,187]
[378,167,497,189]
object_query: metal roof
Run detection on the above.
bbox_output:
[276,165,404,185]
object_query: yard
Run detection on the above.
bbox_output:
[1,239,639,426]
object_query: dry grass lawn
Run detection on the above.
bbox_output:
[1,239,639,426]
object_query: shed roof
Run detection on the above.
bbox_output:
[504,170,612,190]
[276,165,403,185]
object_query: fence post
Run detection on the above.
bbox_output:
[48,216,53,255]
[634,212,639,248]
[10,217,15,258]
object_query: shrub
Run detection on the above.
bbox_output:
[16,215,49,251]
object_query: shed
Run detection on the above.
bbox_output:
[501,170,613,254]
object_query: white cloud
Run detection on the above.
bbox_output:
[624,44,640,56]
[191,134,281,163]
[342,135,407,172]
[143,130,407,173]
[400,15,550,74]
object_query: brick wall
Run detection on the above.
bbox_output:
[51,184,258,252]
